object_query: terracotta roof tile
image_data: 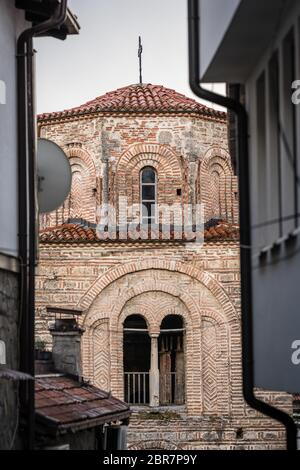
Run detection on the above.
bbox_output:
[39,220,240,244]
[35,375,130,431]
[38,83,226,121]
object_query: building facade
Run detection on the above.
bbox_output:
[35,83,290,449]
[193,0,300,430]
[0,0,79,450]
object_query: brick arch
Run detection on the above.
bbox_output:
[86,275,236,415]
[116,143,183,178]
[80,266,238,414]
[157,308,187,330]
[196,146,238,223]
[113,143,187,210]
[65,146,97,222]
[41,145,98,228]
[113,286,197,401]
[128,440,181,450]
[82,278,202,412]
[200,147,232,175]
[65,145,97,177]
[109,281,200,333]
[78,259,238,325]
[120,299,193,334]
[121,305,154,331]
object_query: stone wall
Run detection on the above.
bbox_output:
[0,268,19,450]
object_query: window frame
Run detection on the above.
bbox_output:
[140,166,157,225]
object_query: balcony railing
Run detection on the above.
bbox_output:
[124,372,149,405]
[124,371,184,406]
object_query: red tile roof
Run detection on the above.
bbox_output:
[39,221,239,244]
[38,83,226,121]
[35,375,130,433]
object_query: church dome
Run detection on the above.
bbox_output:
[38,83,226,121]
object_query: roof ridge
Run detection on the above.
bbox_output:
[38,83,227,121]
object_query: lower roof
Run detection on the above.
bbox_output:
[39,219,240,244]
[35,375,130,434]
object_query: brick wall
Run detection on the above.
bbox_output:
[35,240,291,449]
[38,113,238,227]
[35,109,290,449]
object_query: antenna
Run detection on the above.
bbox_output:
[138,36,143,84]
[37,138,72,213]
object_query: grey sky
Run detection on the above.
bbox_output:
[35,0,224,114]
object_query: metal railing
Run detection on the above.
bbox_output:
[124,372,149,405]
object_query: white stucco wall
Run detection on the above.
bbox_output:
[199,0,241,78]
[0,1,28,257]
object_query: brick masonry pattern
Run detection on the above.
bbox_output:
[35,94,291,449]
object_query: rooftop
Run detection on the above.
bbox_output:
[38,83,226,122]
[35,375,130,434]
[39,220,240,244]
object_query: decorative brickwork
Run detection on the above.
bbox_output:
[40,145,98,228]
[113,143,187,216]
[35,83,291,449]
[197,147,238,223]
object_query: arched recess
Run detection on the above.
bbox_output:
[82,283,201,414]
[79,262,239,415]
[113,143,187,219]
[196,147,238,223]
[201,311,231,416]
[40,144,97,228]
[78,259,239,325]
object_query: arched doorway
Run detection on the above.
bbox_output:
[123,314,150,405]
[159,315,185,405]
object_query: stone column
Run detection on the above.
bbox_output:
[149,334,159,407]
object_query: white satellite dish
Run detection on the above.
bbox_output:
[37,138,72,213]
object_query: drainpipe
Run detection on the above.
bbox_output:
[188,0,297,451]
[17,0,68,449]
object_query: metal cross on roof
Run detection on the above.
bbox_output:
[138,36,143,84]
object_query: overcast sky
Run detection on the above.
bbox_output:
[35,0,224,114]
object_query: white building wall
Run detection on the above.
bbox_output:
[245,1,300,252]
[0,1,28,258]
[199,0,241,78]
[244,2,300,392]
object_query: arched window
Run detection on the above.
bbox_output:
[159,315,185,405]
[123,315,150,405]
[140,167,157,225]
[123,313,185,407]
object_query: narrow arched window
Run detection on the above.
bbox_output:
[159,315,185,405]
[140,167,157,225]
[124,315,150,405]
